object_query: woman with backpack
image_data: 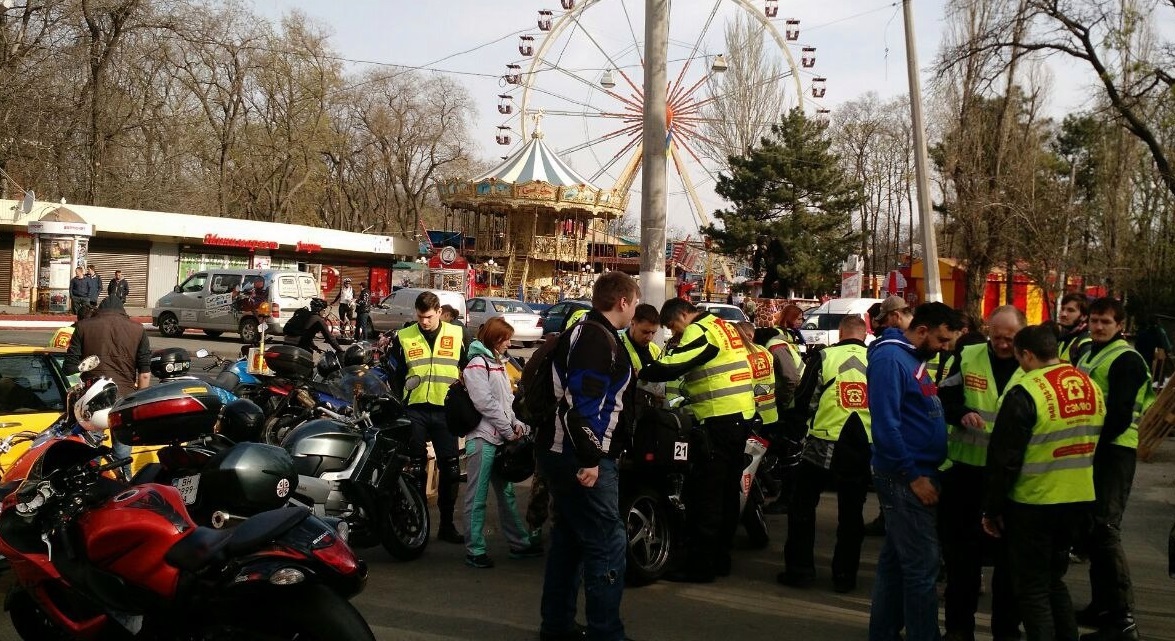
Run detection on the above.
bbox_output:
[461,317,542,568]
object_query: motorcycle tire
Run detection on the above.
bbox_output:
[197,584,374,641]
[741,492,770,550]
[263,411,306,446]
[379,476,430,561]
[622,487,673,586]
[7,588,68,641]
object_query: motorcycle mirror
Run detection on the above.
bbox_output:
[195,349,210,358]
[78,355,100,373]
[403,375,422,392]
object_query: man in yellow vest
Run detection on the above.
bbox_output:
[388,291,468,544]
[779,315,872,593]
[982,324,1105,641]
[619,303,662,374]
[1074,298,1155,641]
[938,304,1026,641]
[640,298,758,583]
[1058,293,1093,364]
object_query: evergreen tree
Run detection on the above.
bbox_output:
[706,108,864,296]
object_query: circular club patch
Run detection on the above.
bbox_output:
[276,478,291,498]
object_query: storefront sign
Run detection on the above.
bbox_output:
[295,241,322,253]
[203,234,278,250]
[27,220,94,236]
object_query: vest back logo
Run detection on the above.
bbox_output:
[839,381,869,409]
[748,352,772,378]
[1047,368,1097,419]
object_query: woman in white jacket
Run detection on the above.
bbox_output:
[462,317,541,568]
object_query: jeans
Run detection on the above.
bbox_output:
[1005,502,1086,641]
[940,463,1019,637]
[1087,444,1137,616]
[405,406,461,528]
[463,438,530,557]
[784,425,870,583]
[869,470,942,641]
[110,434,133,479]
[539,450,626,641]
[355,311,370,341]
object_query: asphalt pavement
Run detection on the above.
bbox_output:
[0,328,1172,640]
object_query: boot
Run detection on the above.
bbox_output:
[1079,614,1140,641]
[438,522,465,544]
[1075,605,1111,629]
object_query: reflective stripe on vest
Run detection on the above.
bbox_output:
[809,343,871,443]
[620,331,661,375]
[948,343,1024,466]
[1059,332,1091,364]
[398,322,464,406]
[747,343,778,425]
[681,315,756,421]
[765,333,804,376]
[564,308,589,331]
[1076,338,1156,449]
[1010,363,1104,505]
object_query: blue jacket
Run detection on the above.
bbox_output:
[69,275,88,298]
[867,332,947,479]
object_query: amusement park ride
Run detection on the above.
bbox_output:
[439,0,828,301]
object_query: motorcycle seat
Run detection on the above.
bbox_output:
[165,507,311,572]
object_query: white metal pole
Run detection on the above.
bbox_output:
[903,0,942,303]
[639,0,669,311]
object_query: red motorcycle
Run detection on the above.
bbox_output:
[0,429,374,639]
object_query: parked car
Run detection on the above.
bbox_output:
[465,297,544,346]
[368,287,468,333]
[152,269,320,343]
[528,303,554,316]
[799,297,883,348]
[540,299,592,335]
[696,302,748,323]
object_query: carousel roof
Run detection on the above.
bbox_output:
[438,129,629,219]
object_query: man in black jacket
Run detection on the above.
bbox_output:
[107,269,130,302]
[69,267,89,319]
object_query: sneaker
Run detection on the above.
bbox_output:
[438,523,465,544]
[1080,615,1139,641]
[509,542,544,559]
[465,554,494,569]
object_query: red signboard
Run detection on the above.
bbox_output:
[296,241,322,253]
[203,234,278,250]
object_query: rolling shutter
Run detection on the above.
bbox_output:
[87,238,151,308]
[0,233,12,305]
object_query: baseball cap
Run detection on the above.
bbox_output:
[879,296,909,317]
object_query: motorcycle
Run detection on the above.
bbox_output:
[0,361,373,640]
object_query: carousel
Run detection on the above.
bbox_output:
[437,116,628,302]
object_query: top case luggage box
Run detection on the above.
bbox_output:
[263,344,315,380]
[110,380,225,446]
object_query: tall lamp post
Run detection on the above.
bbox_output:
[903,0,942,303]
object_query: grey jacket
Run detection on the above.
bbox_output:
[462,340,527,445]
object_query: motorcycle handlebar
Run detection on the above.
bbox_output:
[96,457,133,474]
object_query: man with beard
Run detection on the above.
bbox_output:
[867,302,962,641]
[1057,293,1093,364]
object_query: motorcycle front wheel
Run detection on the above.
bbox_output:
[7,588,67,641]
[741,480,770,550]
[194,584,374,640]
[622,487,673,586]
[379,475,430,561]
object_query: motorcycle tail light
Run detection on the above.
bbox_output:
[311,538,361,575]
[133,397,204,421]
[108,412,123,429]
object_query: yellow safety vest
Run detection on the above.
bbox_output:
[809,343,872,443]
[671,315,756,421]
[746,343,778,425]
[620,330,661,375]
[1076,338,1156,449]
[1059,331,1092,364]
[948,343,1024,466]
[927,351,956,385]
[397,322,463,406]
[1010,363,1104,505]
[49,326,75,350]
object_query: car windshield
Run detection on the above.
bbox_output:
[491,301,533,314]
[0,354,65,413]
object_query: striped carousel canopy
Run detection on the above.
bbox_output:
[438,129,628,219]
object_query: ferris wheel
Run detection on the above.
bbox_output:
[493,0,828,232]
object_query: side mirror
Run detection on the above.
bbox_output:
[403,375,422,393]
[173,285,183,294]
[78,355,100,373]
[195,349,210,358]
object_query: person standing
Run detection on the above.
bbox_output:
[107,269,129,303]
[84,265,101,307]
[779,315,872,594]
[1134,315,1172,374]
[388,291,468,544]
[538,272,637,641]
[937,305,1027,641]
[1074,297,1155,641]
[640,298,758,583]
[762,304,806,515]
[353,281,372,341]
[618,303,662,374]
[332,277,355,334]
[69,267,89,319]
[983,324,1105,641]
[867,302,961,641]
[461,317,541,569]
[1058,293,1093,364]
[62,296,151,474]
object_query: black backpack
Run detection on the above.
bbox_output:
[513,319,616,431]
[284,308,312,337]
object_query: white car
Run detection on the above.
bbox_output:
[799,297,884,348]
[696,302,748,323]
[464,297,545,346]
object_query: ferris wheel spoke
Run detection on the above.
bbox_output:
[539,109,638,120]
[619,0,644,68]
[558,123,642,156]
[589,134,643,184]
[667,0,722,106]
[668,74,712,114]
[568,13,644,96]
[669,132,712,167]
[525,81,611,115]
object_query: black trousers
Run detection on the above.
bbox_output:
[940,462,1020,637]
[1088,444,1137,616]
[684,415,751,577]
[1005,502,1087,641]
[783,421,870,581]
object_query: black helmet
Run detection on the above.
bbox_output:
[216,398,265,443]
[343,343,374,368]
[309,297,328,313]
[316,350,341,378]
[150,347,191,380]
[493,437,535,483]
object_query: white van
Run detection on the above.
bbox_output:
[799,297,883,348]
[369,287,467,333]
[152,269,321,343]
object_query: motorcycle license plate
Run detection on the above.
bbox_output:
[173,475,200,505]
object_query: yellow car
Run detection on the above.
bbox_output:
[0,345,159,479]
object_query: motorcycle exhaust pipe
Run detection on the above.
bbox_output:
[211,510,248,529]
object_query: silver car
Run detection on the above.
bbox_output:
[464,297,544,346]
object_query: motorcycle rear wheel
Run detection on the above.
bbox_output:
[195,584,374,640]
[622,487,673,586]
[379,476,430,561]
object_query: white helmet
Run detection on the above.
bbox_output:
[75,378,119,432]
